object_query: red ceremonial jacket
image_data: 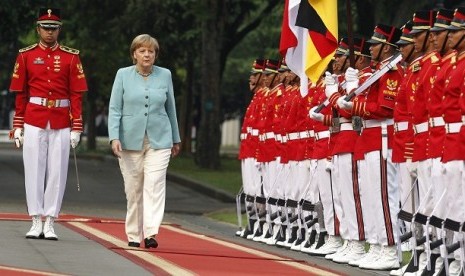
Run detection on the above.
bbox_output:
[10,42,87,131]
[408,52,441,161]
[427,51,456,159]
[350,55,404,155]
[442,51,465,162]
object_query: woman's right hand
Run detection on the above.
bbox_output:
[111,139,122,158]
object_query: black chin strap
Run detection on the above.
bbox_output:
[440,31,450,54]
[421,31,430,52]
[453,33,465,50]
[406,45,414,62]
[375,44,386,62]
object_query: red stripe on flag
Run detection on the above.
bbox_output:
[309,30,338,58]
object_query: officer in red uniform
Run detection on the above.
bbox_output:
[9,8,88,240]
[338,24,404,270]
[439,7,465,274]
[324,37,372,264]
[237,59,266,238]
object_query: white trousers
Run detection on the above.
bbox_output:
[360,150,399,246]
[119,137,171,242]
[23,123,70,218]
[241,158,262,197]
[333,153,364,241]
[314,158,335,235]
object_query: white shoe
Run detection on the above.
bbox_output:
[403,252,428,276]
[26,215,43,239]
[360,245,400,270]
[43,216,58,240]
[432,256,443,276]
[349,244,380,266]
[306,235,342,256]
[253,223,270,242]
[401,240,412,252]
[333,240,366,264]
[448,260,462,276]
[326,240,348,260]
[389,264,409,276]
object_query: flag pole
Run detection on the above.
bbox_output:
[346,0,355,67]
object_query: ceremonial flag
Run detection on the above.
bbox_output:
[279,0,309,96]
[296,0,338,84]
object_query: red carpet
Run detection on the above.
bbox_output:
[0,213,343,275]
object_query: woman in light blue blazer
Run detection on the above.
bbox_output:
[108,34,181,249]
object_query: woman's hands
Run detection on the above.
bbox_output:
[171,143,180,157]
[111,139,122,158]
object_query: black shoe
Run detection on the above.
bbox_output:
[144,237,158,248]
[128,242,140,247]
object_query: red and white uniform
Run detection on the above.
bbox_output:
[350,56,404,247]
[9,42,87,218]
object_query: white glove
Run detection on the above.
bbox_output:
[324,71,338,98]
[309,106,324,122]
[14,128,24,148]
[345,67,359,93]
[337,97,353,110]
[70,131,81,148]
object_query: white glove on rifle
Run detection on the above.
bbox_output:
[324,71,339,98]
[309,106,324,122]
[337,97,353,110]
[13,128,24,148]
[70,131,81,148]
[344,67,359,93]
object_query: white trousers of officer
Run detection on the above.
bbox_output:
[442,160,465,260]
[241,158,262,197]
[118,137,171,243]
[314,158,335,235]
[397,161,418,237]
[360,150,399,246]
[23,123,70,218]
[333,153,362,241]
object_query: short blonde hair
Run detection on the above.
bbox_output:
[129,34,159,64]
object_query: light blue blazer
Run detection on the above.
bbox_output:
[108,65,181,150]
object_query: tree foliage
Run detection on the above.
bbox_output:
[1,0,465,168]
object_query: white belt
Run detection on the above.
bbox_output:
[413,122,428,135]
[240,133,247,140]
[29,97,69,108]
[309,130,315,137]
[275,134,282,142]
[281,136,288,143]
[315,130,330,140]
[251,129,259,136]
[299,131,310,139]
[363,118,394,128]
[246,127,252,133]
[446,122,462,134]
[429,117,445,128]
[394,121,409,132]
[462,115,465,124]
[339,117,352,123]
[340,122,354,131]
[288,132,300,140]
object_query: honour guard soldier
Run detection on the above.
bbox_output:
[325,37,372,264]
[439,7,465,275]
[9,8,88,240]
[338,24,404,270]
[237,59,266,238]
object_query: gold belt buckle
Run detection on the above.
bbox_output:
[47,99,56,108]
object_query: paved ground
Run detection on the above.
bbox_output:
[0,145,390,275]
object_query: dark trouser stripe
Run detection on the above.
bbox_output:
[380,152,395,245]
[351,156,365,241]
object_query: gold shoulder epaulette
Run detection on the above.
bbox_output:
[19,43,38,53]
[59,45,80,54]
[431,54,440,63]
